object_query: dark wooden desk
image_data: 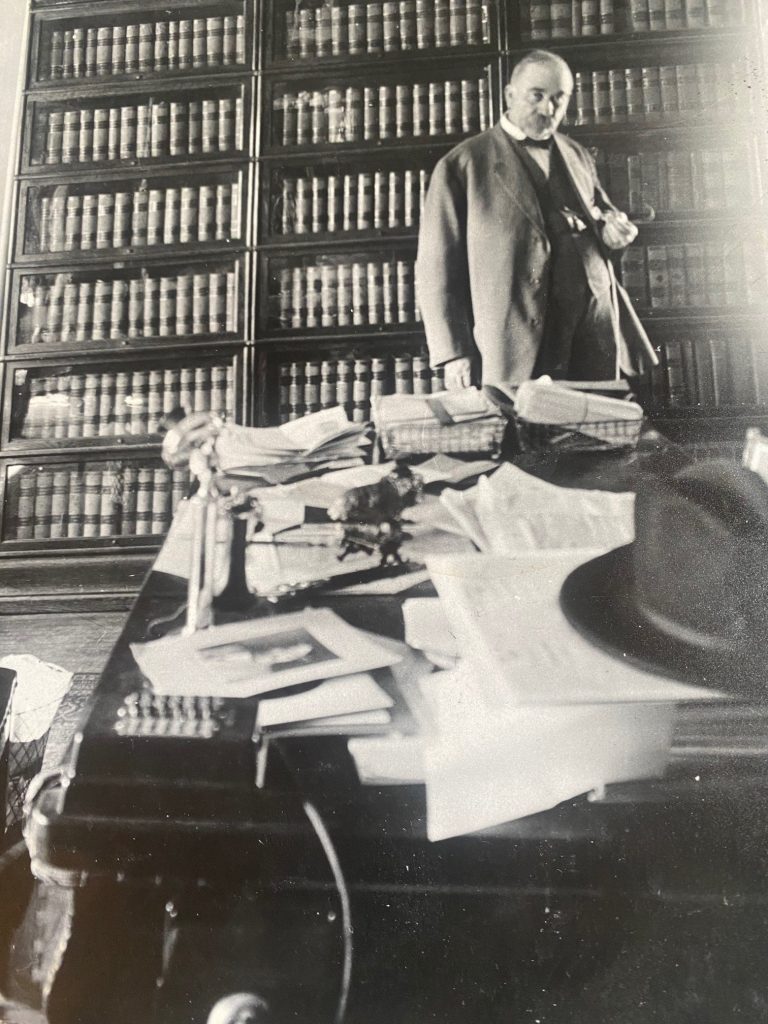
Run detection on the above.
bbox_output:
[23,445,768,1024]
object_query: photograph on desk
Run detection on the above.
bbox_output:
[131,607,401,697]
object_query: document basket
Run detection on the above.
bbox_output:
[512,415,643,454]
[377,417,507,459]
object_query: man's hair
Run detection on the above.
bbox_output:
[509,49,572,85]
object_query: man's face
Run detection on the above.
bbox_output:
[504,61,573,140]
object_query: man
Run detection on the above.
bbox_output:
[415,50,657,389]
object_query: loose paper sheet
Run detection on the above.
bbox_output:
[419,663,675,841]
[256,672,393,728]
[402,598,460,662]
[440,463,635,554]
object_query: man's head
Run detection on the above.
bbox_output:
[504,50,573,140]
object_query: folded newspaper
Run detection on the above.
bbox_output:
[215,406,371,476]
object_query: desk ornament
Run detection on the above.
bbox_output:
[161,410,263,634]
[328,463,423,566]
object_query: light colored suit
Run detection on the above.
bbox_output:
[415,122,658,384]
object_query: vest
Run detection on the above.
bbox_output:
[511,140,612,299]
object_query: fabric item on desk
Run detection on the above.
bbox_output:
[0,656,72,744]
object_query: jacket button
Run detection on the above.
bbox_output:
[530,276,540,285]
[530,317,540,327]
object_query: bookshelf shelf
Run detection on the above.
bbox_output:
[263,44,501,74]
[506,25,749,62]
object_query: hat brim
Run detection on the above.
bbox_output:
[559,546,764,696]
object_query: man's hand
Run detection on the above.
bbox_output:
[601,210,638,250]
[443,357,472,390]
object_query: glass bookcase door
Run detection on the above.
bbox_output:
[30,4,251,88]
[7,256,245,354]
[1,456,189,546]
[23,81,250,173]
[5,355,239,449]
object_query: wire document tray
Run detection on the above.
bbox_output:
[513,415,643,454]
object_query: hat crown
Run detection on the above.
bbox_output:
[633,460,768,652]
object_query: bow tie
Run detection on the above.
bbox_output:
[521,136,553,150]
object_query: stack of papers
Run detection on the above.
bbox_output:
[216,407,371,481]
[373,387,505,456]
[350,550,724,840]
[515,378,643,442]
[373,388,501,427]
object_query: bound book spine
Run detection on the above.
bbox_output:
[99,466,119,537]
[646,245,670,308]
[662,339,688,407]
[135,468,153,535]
[703,241,726,307]
[32,469,54,539]
[150,468,172,535]
[666,245,687,307]
[121,466,138,537]
[684,244,708,307]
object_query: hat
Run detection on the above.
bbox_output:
[560,459,768,696]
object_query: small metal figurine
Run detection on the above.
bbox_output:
[328,464,423,566]
[161,410,262,633]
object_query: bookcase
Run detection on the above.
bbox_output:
[0,1,254,566]
[1,0,767,579]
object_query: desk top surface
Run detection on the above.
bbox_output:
[25,442,768,891]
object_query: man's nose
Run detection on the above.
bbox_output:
[537,97,556,116]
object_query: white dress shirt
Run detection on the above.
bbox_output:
[500,113,552,177]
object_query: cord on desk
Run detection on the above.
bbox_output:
[302,799,353,1024]
[146,602,188,640]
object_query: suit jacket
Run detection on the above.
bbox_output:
[414,122,658,384]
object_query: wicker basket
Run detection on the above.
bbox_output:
[512,415,643,454]
[378,417,507,459]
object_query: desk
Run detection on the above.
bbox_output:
[23,447,768,1024]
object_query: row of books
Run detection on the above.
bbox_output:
[36,183,241,254]
[652,333,768,409]
[45,16,246,81]
[278,353,445,422]
[620,240,768,309]
[5,462,188,542]
[23,270,240,346]
[275,259,418,329]
[595,147,748,214]
[570,62,742,126]
[18,366,235,442]
[42,98,245,167]
[284,0,491,59]
[521,0,747,40]
[278,169,430,234]
[277,78,490,146]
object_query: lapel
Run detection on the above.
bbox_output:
[490,123,547,238]
[551,134,599,225]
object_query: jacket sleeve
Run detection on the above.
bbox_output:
[415,155,476,368]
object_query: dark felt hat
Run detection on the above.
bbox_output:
[560,459,768,696]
